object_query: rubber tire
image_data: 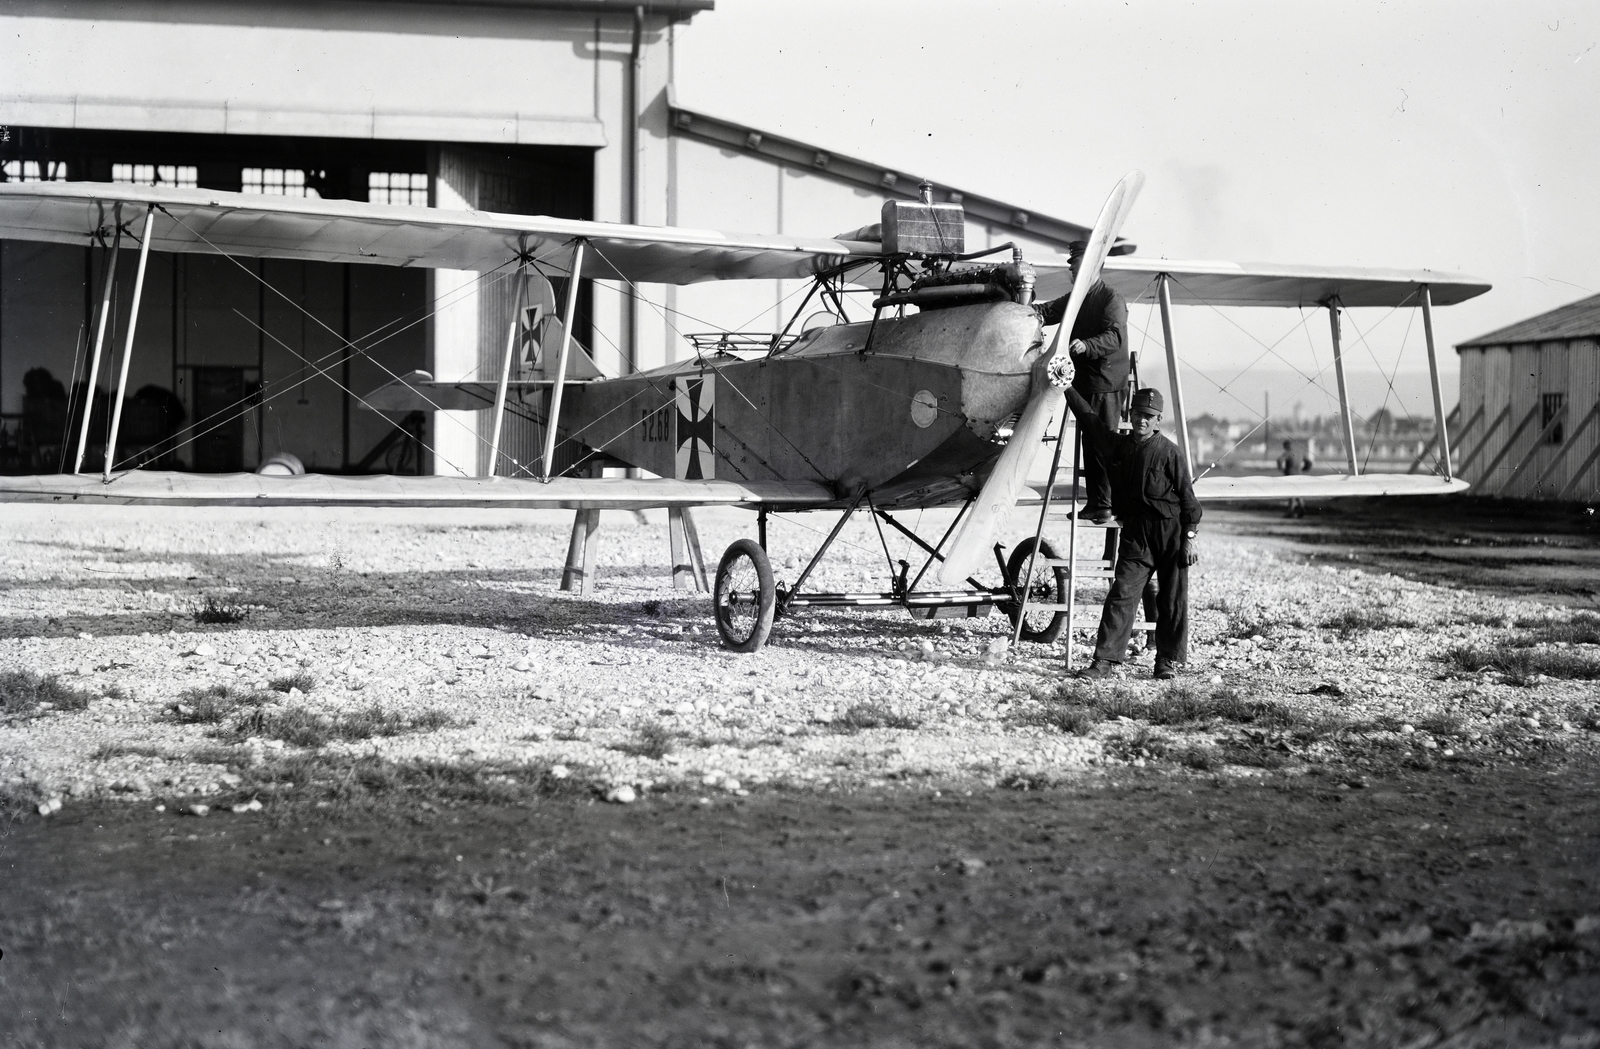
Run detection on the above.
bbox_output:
[1005,536,1068,644]
[713,538,777,653]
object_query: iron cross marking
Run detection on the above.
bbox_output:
[675,375,715,480]
[518,305,545,370]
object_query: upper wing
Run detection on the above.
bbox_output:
[1023,473,1471,504]
[1032,256,1491,307]
[0,469,835,510]
[0,181,882,285]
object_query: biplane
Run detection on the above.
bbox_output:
[0,173,1489,653]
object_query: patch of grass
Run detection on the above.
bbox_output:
[1417,712,1464,737]
[91,743,167,761]
[1042,681,1295,730]
[1084,687,1146,721]
[192,594,248,625]
[0,670,95,719]
[831,702,921,733]
[231,752,594,810]
[1511,612,1600,647]
[1453,610,1513,627]
[184,745,246,768]
[1142,684,1295,727]
[1170,744,1220,771]
[269,672,317,694]
[1103,727,1168,764]
[1218,744,1288,770]
[164,684,272,725]
[1011,704,1096,736]
[1445,643,1600,684]
[1321,607,1417,636]
[641,599,664,616]
[611,721,680,760]
[1224,613,1274,640]
[223,704,460,748]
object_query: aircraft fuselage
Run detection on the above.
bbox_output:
[560,302,1047,509]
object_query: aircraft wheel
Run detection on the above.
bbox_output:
[1004,537,1068,644]
[713,538,776,653]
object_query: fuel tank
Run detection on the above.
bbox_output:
[559,301,1045,507]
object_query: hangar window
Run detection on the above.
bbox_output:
[368,172,428,206]
[2,159,69,182]
[241,168,320,197]
[1541,393,1565,445]
[112,164,197,187]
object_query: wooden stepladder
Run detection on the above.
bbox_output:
[1010,406,1154,671]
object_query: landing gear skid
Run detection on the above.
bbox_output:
[709,499,1063,654]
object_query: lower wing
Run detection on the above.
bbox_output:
[0,470,834,510]
[1022,474,1470,504]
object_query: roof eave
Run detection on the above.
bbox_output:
[668,102,1104,252]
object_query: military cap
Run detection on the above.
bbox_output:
[1130,388,1164,416]
[1066,240,1088,260]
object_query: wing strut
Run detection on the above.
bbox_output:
[1419,285,1454,480]
[487,258,530,477]
[1326,299,1360,476]
[541,239,586,482]
[1156,274,1194,475]
[103,204,155,483]
[74,204,121,474]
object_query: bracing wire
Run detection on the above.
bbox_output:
[114,205,591,476]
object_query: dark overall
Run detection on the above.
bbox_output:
[1037,281,1129,515]
[1065,388,1201,666]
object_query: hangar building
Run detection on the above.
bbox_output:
[1455,292,1600,501]
[0,0,1085,479]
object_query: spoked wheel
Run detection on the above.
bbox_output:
[713,538,776,653]
[1004,536,1068,643]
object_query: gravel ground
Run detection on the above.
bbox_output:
[2,501,1597,814]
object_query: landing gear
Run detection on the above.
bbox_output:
[713,539,776,652]
[1004,536,1067,643]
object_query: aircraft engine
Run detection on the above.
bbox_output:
[872,259,1037,313]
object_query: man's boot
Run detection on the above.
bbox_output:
[1153,659,1178,680]
[1077,659,1118,680]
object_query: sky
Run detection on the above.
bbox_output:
[674,0,1598,419]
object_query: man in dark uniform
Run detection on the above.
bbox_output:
[1033,240,1129,524]
[1061,385,1201,680]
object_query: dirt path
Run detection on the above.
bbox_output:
[3,762,1598,1048]
[1210,498,1600,608]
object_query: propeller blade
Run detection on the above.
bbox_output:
[933,170,1144,586]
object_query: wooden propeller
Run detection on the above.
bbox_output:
[933,170,1145,586]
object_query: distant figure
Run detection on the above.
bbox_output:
[1277,439,1312,518]
[21,368,69,471]
[22,367,66,404]
[130,385,187,468]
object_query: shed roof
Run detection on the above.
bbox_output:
[1457,291,1600,349]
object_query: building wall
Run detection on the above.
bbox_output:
[1567,341,1600,499]
[0,2,608,148]
[1456,339,1600,500]
[2,1,672,476]
[1456,346,1485,478]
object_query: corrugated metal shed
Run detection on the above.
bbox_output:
[1458,292,1600,347]
[1455,292,1600,500]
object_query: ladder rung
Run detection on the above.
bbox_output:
[1036,557,1112,569]
[1038,569,1117,580]
[1042,514,1117,527]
